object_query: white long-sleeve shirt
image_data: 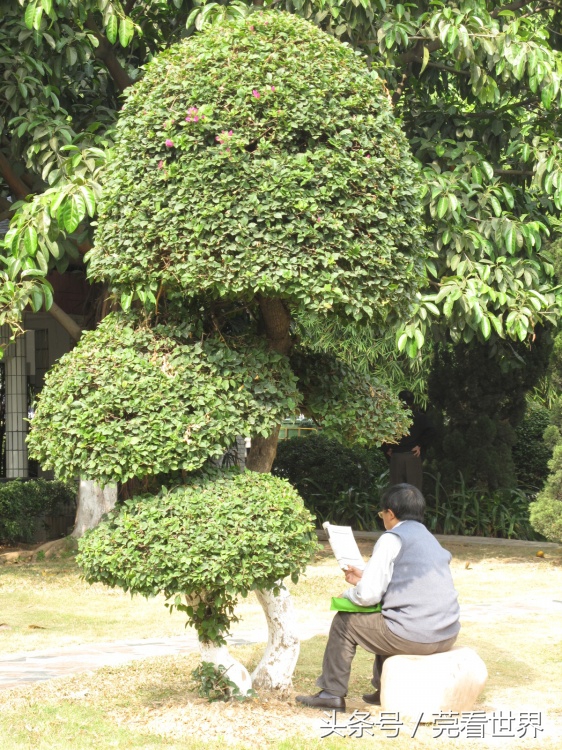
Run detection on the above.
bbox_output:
[343,522,404,607]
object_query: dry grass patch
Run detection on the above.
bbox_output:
[0,538,561,748]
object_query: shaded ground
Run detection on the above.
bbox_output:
[0,535,561,748]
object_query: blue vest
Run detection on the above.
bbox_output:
[382,521,461,643]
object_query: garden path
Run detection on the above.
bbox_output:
[1,534,560,691]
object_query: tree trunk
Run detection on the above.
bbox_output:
[246,296,292,473]
[199,642,253,696]
[251,584,300,694]
[246,297,300,689]
[47,302,83,342]
[72,479,118,538]
[245,426,281,473]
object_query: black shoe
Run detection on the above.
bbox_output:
[296,690,346,710]
[362,691,381,706]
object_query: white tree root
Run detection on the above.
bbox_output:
[251,584,300,694]
[198,642,253,696]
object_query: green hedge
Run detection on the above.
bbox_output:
[77,471,318,643]
[512,402,552,490]
[272,433,388,529]
[0,479,76,544]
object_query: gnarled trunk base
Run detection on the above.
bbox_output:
[199,642,253,696]
[252,584,300,694]
[72,479,118,538]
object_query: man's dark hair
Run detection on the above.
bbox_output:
[398,390,415,408]
[380,484,425,522]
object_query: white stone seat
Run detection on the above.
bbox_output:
[380,646,488,720]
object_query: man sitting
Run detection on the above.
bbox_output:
[296,483,460,710]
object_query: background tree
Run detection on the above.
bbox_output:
[427,330,552,491]
[27,12,427,691]
[3,1,562,506]
[3,0,562,341]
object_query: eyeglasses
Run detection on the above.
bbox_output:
[378,510,386,519]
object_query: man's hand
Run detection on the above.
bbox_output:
[344,565,364,586]
[411,445,421,458]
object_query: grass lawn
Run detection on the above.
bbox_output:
[0,538,561,749]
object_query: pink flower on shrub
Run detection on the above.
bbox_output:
[165,139,174,148]
[186,107,202,123]
[252,89,260,99]
[216,130,234,145]
[270,86,276,92]
[157,160,164,170]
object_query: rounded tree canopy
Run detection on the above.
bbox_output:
[89,11,426,322]
[27,313,298,486]
[76,471,318,642]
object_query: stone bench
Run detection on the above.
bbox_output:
[380,646,488,719]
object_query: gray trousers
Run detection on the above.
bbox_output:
[316,612,458,697]
[390,452,423,491]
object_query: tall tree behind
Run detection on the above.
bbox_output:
[428,332,553,491]
[2,1,562,345]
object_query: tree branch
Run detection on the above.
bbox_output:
[47,301,83,342]
[426,61,471,77]
[257,296,292,356]
[490,0,539,17]
[392,71,410,106]
[494,169,534,176]
[0,151,31,200]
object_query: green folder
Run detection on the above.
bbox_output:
[330,597,381,613]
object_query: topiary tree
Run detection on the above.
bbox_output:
[77,471,318,691]
[529,446,562,543]
[28,11,427,692]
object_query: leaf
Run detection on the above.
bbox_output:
[79,186,96,217]
[24,1,37,29]
[24,226,38,257]
[420,46,430,74]
[504,225,516,255]
[106,15,118,44]
[119,17,135,48]
[437,196,448,219]
[490,196,502,217]
[60,194,85,233]
[481,161,494,180]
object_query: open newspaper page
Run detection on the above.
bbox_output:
[322,522,366,571]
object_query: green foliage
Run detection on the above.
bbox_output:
[529,450,562,542]
[530,404,562,542]
[28,313,298,486]
[76,471,319,643]
[512,401,552,491]
[272,433,388,528]
[88,11,426,323]
[296,313,432,408]
[3,0,562,353]
[0,479,75,544]
[424,472,541,540]
[181,0,562,354]
[291,350,411,447]
[191,661,256,702]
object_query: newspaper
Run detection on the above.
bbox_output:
[322,522,366,571]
